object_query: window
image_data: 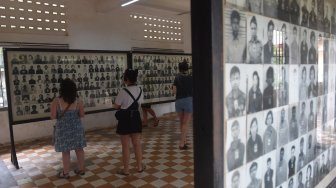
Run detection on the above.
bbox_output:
[0,0,67,36]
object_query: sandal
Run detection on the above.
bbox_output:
[138,164,146,173]
[74,169,85,176]
[57,171,70,179]
[153,119,159,127]
[116,169,130,176]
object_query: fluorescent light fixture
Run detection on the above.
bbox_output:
[121,0,139,7]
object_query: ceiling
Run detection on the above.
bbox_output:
[95,0,190,15]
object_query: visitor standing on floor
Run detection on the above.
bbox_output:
[50,78,86,179]
[173,60,193,150]
[113,69,145,175]
[141,104,159,127]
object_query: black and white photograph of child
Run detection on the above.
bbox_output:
[226,117,246,172]
[245,158,263,188]
[301,29,309,64]
[290,25,300,65]
[278,65,289,106]
[224,9,247,64]
[226,166,246,188]
[247,15,263,64]
[225,64,247,119]
[246,0,262,14]
[246,65,263,114]
[263,109,278,154]
[246,111,264,163]
[261,151,276,188]
[289,103,299,141]
[263,65,277,110]
[278,106,289,147]
[289,65,299,104]
[299,65,309,100]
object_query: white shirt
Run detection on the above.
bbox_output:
[115,85,144,109]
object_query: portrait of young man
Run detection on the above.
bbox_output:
[226,66,246,118]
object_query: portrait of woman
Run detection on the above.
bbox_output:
[246,117,263,162]
[248,71,262,114]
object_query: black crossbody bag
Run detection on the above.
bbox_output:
[115,88,142,120]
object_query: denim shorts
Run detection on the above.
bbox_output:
[175,97,193,113]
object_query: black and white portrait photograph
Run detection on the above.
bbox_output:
[246,0,262,14]
[306,131,317,163]
[301,0,310,27]
[263,19,275,64]
[289,103,299,141]
[246,65,263,114]
[277,0,290,22]
[309,0,318,30]
[332,8,336,34]
[247,15,263,64]
[225,64,247,119]
[290,0,301,25]
[263,109,278,154]
[245,159,263,188]
[298,101,308,136]
[261,151,276,188]
[263,65,278,110]
[278,65,289,106]
[276,146,288,186]
[295,170,305,188]
[224,9,247,64]
[307,98,317,131]
[287,142,299,178]
[226,0,246,9]
[307,65,318,98]
[246,111,264,163]
[299,65,309,100]
[289,65,299,104]
[289,25,300,64]
[226,166,246,188]
[324,3,331,33]
[313,155,321,187]
[281,23,290,65]
[263,0,277,18]
[308,30,318,64]
[317,0,325,32]
[304,162,314,188]
[300,29,309,64]
[297,137,307,172]
[278,107,289,147]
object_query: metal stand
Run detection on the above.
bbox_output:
[9,123,19,169]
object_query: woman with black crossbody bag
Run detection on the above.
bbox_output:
[113,69,145,176]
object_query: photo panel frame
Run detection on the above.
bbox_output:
[224,8,247,64]
[131,53,192,104]
[4,49,128,124]
[225,116,247,172]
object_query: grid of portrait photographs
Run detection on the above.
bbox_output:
[224,1,336,187]
[6,50,127,123]
[132,53,192,103]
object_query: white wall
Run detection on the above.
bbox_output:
[0,0,190,144]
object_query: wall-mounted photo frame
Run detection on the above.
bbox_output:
[4,48,129,125]
[131,52,192,104]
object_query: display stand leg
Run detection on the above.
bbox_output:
[9,124,19,169]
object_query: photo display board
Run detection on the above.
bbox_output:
[224,0,336,187]
[4,48,128,124]
[132,52,192,104]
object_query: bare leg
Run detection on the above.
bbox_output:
[120,135,130,173]
[178,112,184,147]
[62,151,71,174]
[75,148,85,172]
[147,108,157,119]
[131,133,143,171]
[142,108,148,125]
[181,112,192,146]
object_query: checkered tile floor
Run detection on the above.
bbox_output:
[0,113,194,188]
